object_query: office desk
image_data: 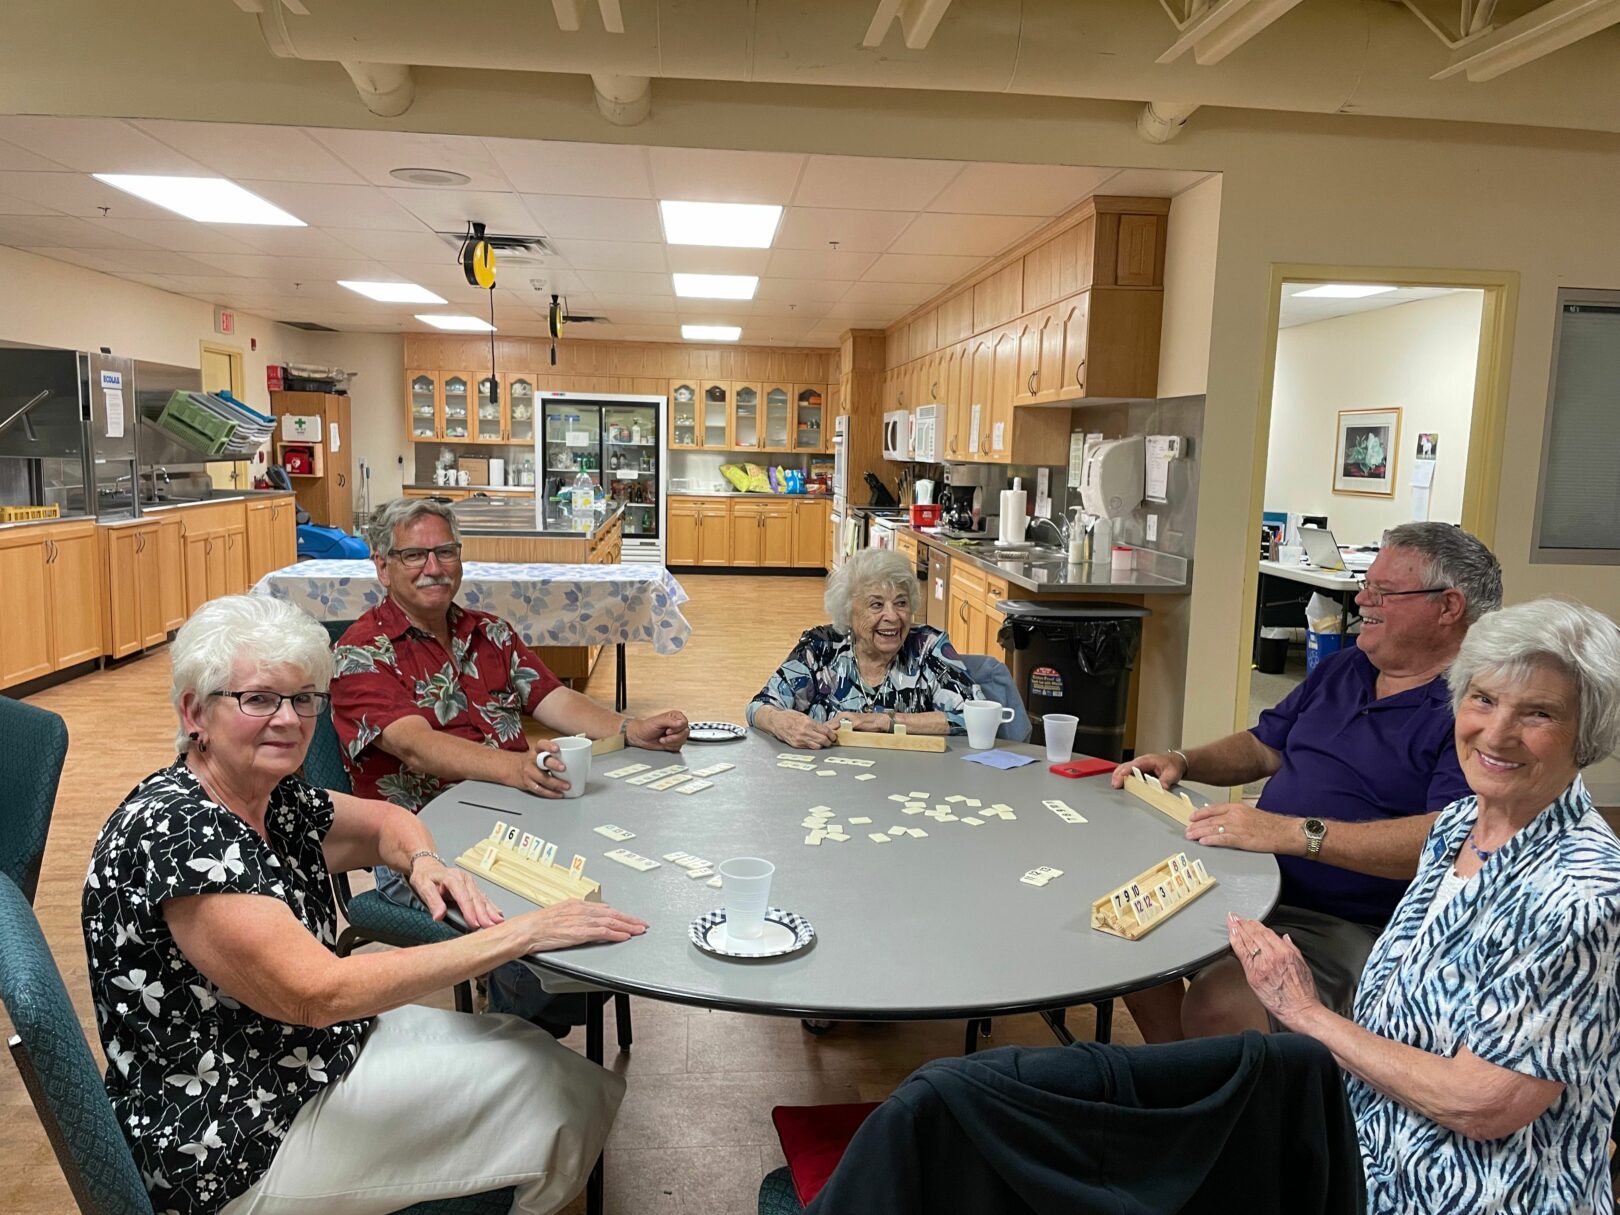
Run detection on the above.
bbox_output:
[1256,559,1361,640]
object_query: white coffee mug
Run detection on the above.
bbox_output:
[457,470,471,486]
[549,735,593,798]
[963,698,1016,750]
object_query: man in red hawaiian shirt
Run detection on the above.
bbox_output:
[330,497,688,1031]
[331,498,688,812]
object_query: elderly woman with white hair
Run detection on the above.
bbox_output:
[82,595,645,1215]
[1230,597,1620,1213]
[747,547,979,749]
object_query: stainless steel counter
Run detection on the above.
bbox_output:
[904,527,1190,594]
[0,489,295,532]
[450,498,624,539]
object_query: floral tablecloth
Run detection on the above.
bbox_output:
[252,561,691,654]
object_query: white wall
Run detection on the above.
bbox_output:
[1265,291,1482,546]
[1157,174,1222,400]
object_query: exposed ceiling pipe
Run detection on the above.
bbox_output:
[340,61,415,117]
[592,73,651,125]
[1158,0,1310,64]
[1138,101,1201,142]
[1432,0,1620,79]
[864,0,956,49]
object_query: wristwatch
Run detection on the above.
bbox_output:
[1302,818,1327,860]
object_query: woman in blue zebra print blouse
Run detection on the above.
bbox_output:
[1230,598,1620,1214]
[748,548,979,750]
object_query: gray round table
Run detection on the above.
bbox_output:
[416,732,1280,1022]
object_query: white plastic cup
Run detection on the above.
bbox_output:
[1042,713,1079,762]
[963,699,1016,750]
[719,857,775,939]
[550,736,593,799]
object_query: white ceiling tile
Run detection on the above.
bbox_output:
[576,269,677,296]
[586,309,680,327]
[864,252,984,284]
[0,138,71,173]
[647,147,805,204]
[0,191,55,216]
[95,218,262,255]
[324,228,458,263]
[837,280,940,308]
[0,214,161,249]
[0,171,173,220]
[191,253,391,280]
[509,266,590,296]
[793,155,963,212]
[130,121,367,184]
[663,245,770,276]
[98,249,244,276]
[380,187,541,234]
[925,163,1118,216]
[673,299,757,318]
[549,239,668,273]
[306,129,511,190]
[239,181,428,231]
[484,139,652,197]
[0,117,209,175]
[887,212,1045,257]
[765,248,877,281]
[748,296,833,320]
[585,293,676,314]
[774,206,913,253]
[521,194,662,242]
[226,227,385,258]
[756,277,852,304]
[19,248,142,275]
[1090,168,1212,197]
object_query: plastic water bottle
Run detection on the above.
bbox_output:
[571,459,596,531]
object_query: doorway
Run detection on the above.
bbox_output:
[1232,266,1517,757]
[199,341,247,490]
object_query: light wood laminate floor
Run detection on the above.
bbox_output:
[5,573,1139,1215]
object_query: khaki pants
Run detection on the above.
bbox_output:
[222,1003,623,1215]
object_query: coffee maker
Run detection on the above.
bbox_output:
[939,463,999,536]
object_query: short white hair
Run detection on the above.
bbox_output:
[824,548,919,633]
[171,595,335,753]
[1447,597,1620,768]
[366,496,461,557]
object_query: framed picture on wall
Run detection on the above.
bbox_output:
[1334,408,1401,497]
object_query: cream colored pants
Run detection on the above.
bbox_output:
[221,1003,623,1215]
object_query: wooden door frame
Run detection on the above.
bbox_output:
[1230,264,1519,740]
[198,341,245,396]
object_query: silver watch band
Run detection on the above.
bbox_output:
[406,849,445,876]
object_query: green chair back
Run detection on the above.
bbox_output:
[0,696,69,903]
[305,703,354,797]
[0,873,154,1214]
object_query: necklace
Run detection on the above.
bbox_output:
[1466,831,1495,862]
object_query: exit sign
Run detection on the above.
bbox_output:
[214,306,236,335]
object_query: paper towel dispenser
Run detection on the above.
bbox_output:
[1079,435,1145,517]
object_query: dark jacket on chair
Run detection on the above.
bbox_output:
[808,1031,1365,1215]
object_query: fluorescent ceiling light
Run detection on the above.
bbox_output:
[1293,284,1398,299]
[339,280,446,304]
[416,314,496,332]
[681,324,742,342]
[660,200,783,249]
[92,174,305,226]
[673,273,759,300]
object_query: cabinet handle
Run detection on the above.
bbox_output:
[205,539,213,555]
[958,600,967,623]
[1027,371,1037,394]
[136,533,144,554]
[1074,359,1086,386]
[44,539,54,564]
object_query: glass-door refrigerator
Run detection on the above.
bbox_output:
[537,393,665,562]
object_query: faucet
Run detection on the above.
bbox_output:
[1025,515,1066,550]
[146,466,171,499]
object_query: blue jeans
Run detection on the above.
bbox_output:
[373,865,589,1027]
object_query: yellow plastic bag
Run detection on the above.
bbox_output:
[744,463,771,493]
[719,463,750,492]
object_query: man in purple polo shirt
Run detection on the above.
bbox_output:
[1113,522,1502,1043]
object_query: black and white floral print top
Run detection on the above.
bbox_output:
[83,761,370,1215]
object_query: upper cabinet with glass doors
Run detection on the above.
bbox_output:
[406,370,439,439]
[505,374,535,444]
[441,372,471,440]
[475,375,504,442]
[700,383,731,448]
[731,383,761,449]
[669,379,698,448]
[793,385,826,451]
[763,384,791,448]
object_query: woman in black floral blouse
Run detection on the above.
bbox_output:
[83,594,645,1215]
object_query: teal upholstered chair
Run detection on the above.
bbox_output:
[960,653,1031,743]
[758,1166,806,1214]
[0,874,512,1215]
[0,696,69,903]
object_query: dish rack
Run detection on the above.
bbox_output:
[155,389,275,458]
[0,504,61,522]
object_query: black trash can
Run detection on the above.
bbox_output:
[996,600,1150,763]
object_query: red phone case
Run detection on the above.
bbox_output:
[1049,758,1116,779]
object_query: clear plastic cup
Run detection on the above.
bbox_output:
[719,857,775,940]
[1042,713,1079,762]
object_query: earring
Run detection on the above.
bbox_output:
[188,731,208,754]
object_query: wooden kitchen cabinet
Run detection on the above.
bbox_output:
[730,382,763,450]
[271,392,352,530]
[696,501,731,566]
[700,382,732,449]
[792,385,827,452]
[473,374,505,443]
[0,521,103,689]
[758,500,793,568]
[792,499,829,568]
[965,338,993,459]
[666,501,700,564]
[406,369,440,440]
[440,372,472,441]
[104,522,172,659]
[668,496,831,570]
[245,495,298,585]
[49,525,105,669]
[729,502,765,567]
[669,380,699,449]
[988,328,1019,460]
[223,526,249,595]
[762,383,793,449]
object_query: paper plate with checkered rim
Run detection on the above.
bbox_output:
[689,907,816,959]
[687,720,748,741]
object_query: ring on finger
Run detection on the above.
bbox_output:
[1217,824,1226,834]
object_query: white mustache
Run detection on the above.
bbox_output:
[414,574,454,589]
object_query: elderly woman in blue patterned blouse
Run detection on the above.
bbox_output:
[1231,597,1620,1214]
[748,548,979,749]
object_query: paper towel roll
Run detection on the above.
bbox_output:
[489,458,506,489]
[999,482,1027,544]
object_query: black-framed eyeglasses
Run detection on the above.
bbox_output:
[387,543,463,569]
[211,690,332,718]
[1356,581,1449,607]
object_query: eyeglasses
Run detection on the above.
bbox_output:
[212,690,331,718]
[387,543,463,569]
[1356,581,1449,607]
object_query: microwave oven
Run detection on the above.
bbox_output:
[911,403,941,463]
[882,409,910,461]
